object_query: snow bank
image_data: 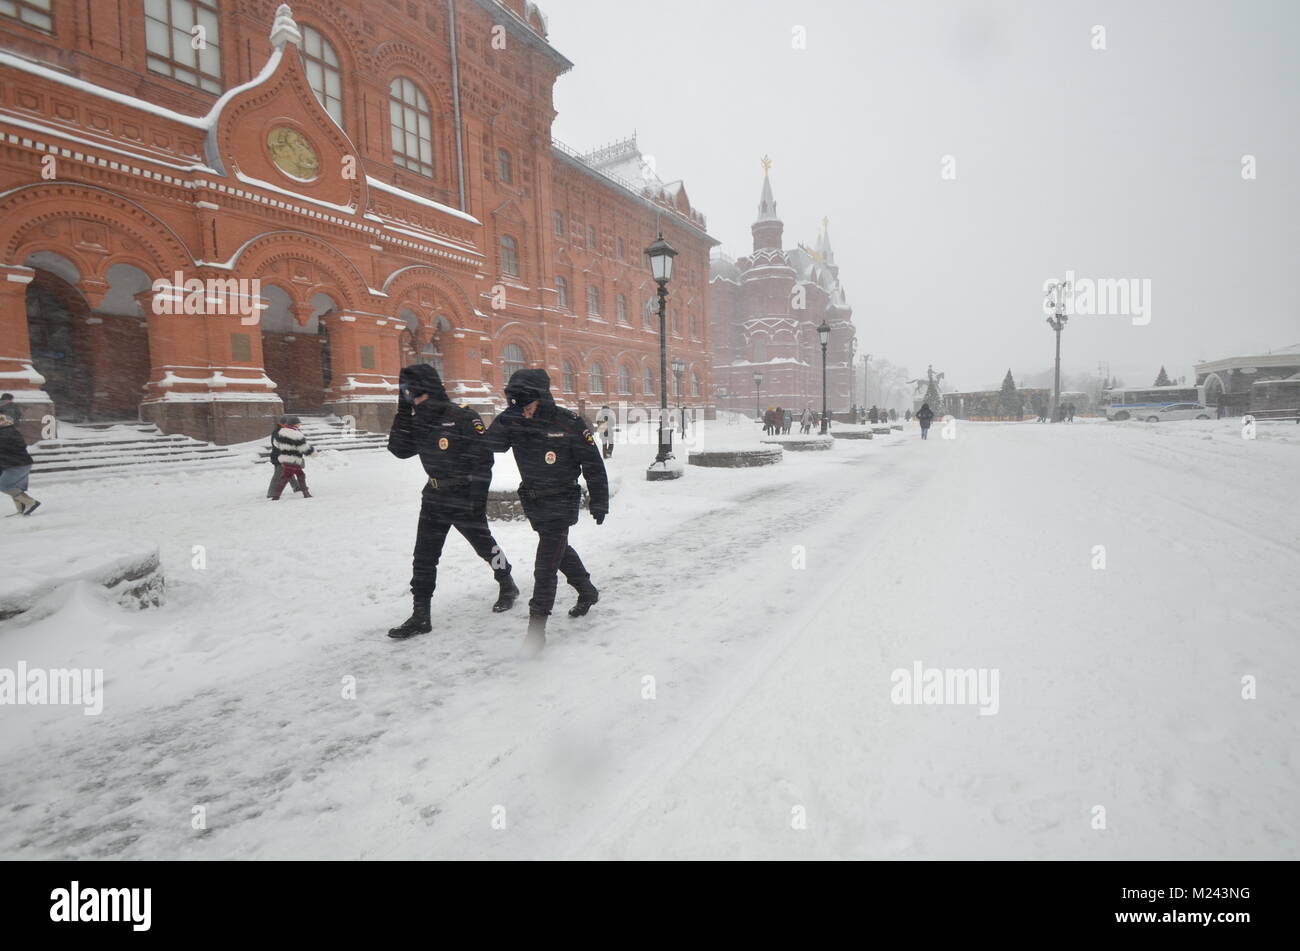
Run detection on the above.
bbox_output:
[0,531,162,620]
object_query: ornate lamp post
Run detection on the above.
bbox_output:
[645,233,680,480]
[753,371,763,420]
[671,357,686,438]
[817,320,831,434]
[1044,278,1071,422]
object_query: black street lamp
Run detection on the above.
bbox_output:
[753,370,763,420]
[1045,279,1071,422]
[671,357,686,438]
[645,232,679,480]
[817,320,831,434]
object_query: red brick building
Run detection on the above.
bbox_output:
[710,166,857,418]
[0,0,714,443]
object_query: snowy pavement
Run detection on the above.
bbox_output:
[1,418,1297,859]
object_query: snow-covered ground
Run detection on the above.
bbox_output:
[1,417,1297,859]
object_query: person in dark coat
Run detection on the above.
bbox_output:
[486,368,608,655]
[0,393,20,426]
[905,408,912,422]
[916,402,935,440]
[266,415,306,498]
[869,405,879,424]
[386,364,518,639]
[0,410,39,515]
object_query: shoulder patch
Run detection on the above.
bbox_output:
[582,428,595,445]
[473,419,485,433]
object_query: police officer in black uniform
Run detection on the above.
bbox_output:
[486,368,608,654]
[386,364,518,639]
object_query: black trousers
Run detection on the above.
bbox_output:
[411,493,510,601]
[528,522,591,616]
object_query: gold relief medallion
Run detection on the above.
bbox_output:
[267,127,320,180]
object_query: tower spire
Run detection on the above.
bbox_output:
[751,155,784,252]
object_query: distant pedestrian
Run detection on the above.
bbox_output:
[905,408,912,423]
[0,409,39,515]
[594,404,615,459]
[266,415,305,498]
[889,408,898,422]
[782,409,793,434]
[268,417,316,499]
[916,402,935,440]
[1067,402,1076,423]
[800,407,813,434]
[868,405,879,424]
[763,407,775,435]
[0,393,20,427]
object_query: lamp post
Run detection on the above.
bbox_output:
[645,233,680,480]
[753,371,763,420]
[1044,278,1071,422]
[671,357,686,438]
[817,320,831,434]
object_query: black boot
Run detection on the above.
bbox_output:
[388,600,432,639]
[568,580,599,618]
[493,570,519,613]
[523,613,547,656]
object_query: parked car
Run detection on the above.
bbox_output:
[1143,402,1213,422]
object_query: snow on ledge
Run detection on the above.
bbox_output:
[365,177,480,224]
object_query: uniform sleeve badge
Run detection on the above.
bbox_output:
[582,429,595,445]
[473,419,485,433]
[544,450,557,465]
[438,437,450,450]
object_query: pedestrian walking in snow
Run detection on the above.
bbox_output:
[801,407,814,434]
[267,417,315,499]
[594,404,616,459]
[486,368,608,656]
[0,410,40,515]
[386,364,518,639]
[783,409,793,434]
[916,402,935,440]
[763,407,775,435]
[905,408,912,423]
[0,393,20,427]
[889,408,898,422]
[869,405,879,424]
[1067,402,1076,423]
[266,415,306,498]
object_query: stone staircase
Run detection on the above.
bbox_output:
[28,421,246,478]
[253,414,388,463]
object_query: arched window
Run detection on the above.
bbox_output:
[498,148,512,184]
[502,342,526,379]
[555,276,568,309]
[690,314,699,339]
[589,362,606,394]
[302,26,343,125]
[671,310,680,336]
[586,285,600,316]
[500,235,519,277]
[692,373,701,397]
[616,294,627,324]
[644,297,658,329]
[145,0,222,92]
[562,361,576,393]
[553,211,564,236]
[587,225,597,249]
[389,77,434,177]
[619,365,632,395]
[644,368,654,395]
[617,237,625,260]
[753,338,768,362]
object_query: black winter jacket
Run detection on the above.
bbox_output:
[486,368,608,527]
[388,364,494,517]
[0,424,33,469]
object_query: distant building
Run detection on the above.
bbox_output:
[709,164,857,417]
[1195,345,1300,416]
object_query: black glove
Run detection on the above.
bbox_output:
[592,510,606,525]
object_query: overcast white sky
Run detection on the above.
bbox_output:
[542,0,1299,390]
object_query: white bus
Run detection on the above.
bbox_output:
[1102,385,1204,420]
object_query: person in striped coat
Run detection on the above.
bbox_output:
[268,417,316,499]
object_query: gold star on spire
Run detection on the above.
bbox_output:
[761,154,772,176]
